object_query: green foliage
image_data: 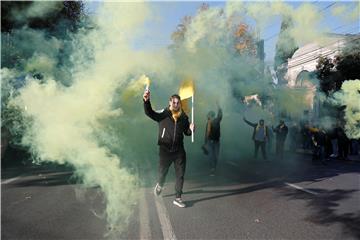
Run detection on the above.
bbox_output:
[1,1,85,33]
[316,38,360,95]
[1,105,32,146]
[1,1,86,151]
[316,56,340,95]
[335,38,360,80]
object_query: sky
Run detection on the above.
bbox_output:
[85,1,359,63]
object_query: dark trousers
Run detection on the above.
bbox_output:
[207,140,220,169]
[254,140,267,159]
[275,140,285,159]
[313,145,325,161]
[338,140,349,159]
[158,147,186,198]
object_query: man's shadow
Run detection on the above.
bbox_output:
[163,179,280,207]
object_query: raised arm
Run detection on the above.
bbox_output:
[144,100,166,122]
[217,107,223,121]
[143,89,165,122]
[243,117,257,127]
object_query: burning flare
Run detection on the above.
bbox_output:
[179,77,194,114]
[243,94,262,106]
[141,74,151,91]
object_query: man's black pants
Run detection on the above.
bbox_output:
[276,140,285,159]
[254,140,267,159]
[158,147,186,198]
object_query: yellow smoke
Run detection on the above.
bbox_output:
[121,75,151,102]
[11,2,155,236]
[143,74,151,89]
[334,80,360,139]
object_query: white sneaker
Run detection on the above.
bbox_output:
[154,183,162,196]
[173,198,186,208]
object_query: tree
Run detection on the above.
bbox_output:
[316,56,343,95]
[1,1,84,33]
[274,15,298,69]
[316,38,360,95]
[170,15,192,49]
[335,38,360,80]
[1,1,86,164]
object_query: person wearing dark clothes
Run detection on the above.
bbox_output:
[243,117,269,160]
[272,120,288,160]
[267,127,274,155]
[143,89,195,208]
[204,106,222,176]
[289,122,299,151]
[301,123,312,149]
[336,125,350,161]
[311,127,327,164]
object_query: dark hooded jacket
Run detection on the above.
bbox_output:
[144,100,191,152]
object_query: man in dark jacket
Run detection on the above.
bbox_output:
[243,117,269,160]
[311,127,327,164]
[143,89,195,208]
[272,120,288,160]
[204,105,222,176]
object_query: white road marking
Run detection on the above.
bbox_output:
[154,196,177,240]
[1,176,22,185]
[143,157,176,240]
[285,182,319,195]
[139,189,151,240]
[1,171,72,185]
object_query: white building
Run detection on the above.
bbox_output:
[276,34,358,120]
[285,33,358,87]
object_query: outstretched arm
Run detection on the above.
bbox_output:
[243,117,257,127]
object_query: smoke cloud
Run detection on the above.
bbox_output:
[11,2,63,24]
[333,80,360,139]
[2,1,359,237]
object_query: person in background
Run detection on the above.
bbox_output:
[272,120,288,160]
[311,126,327,165]
[204,104,222,176]
[289,122,300,151]
[243,117,269,160]
[336,124,350,161]
[267,126,274,156]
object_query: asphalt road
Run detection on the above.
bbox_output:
[2,153,360,239]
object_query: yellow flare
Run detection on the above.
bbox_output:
[141,74,151,89]
[179,78,194,100]
[181,98,190,114]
